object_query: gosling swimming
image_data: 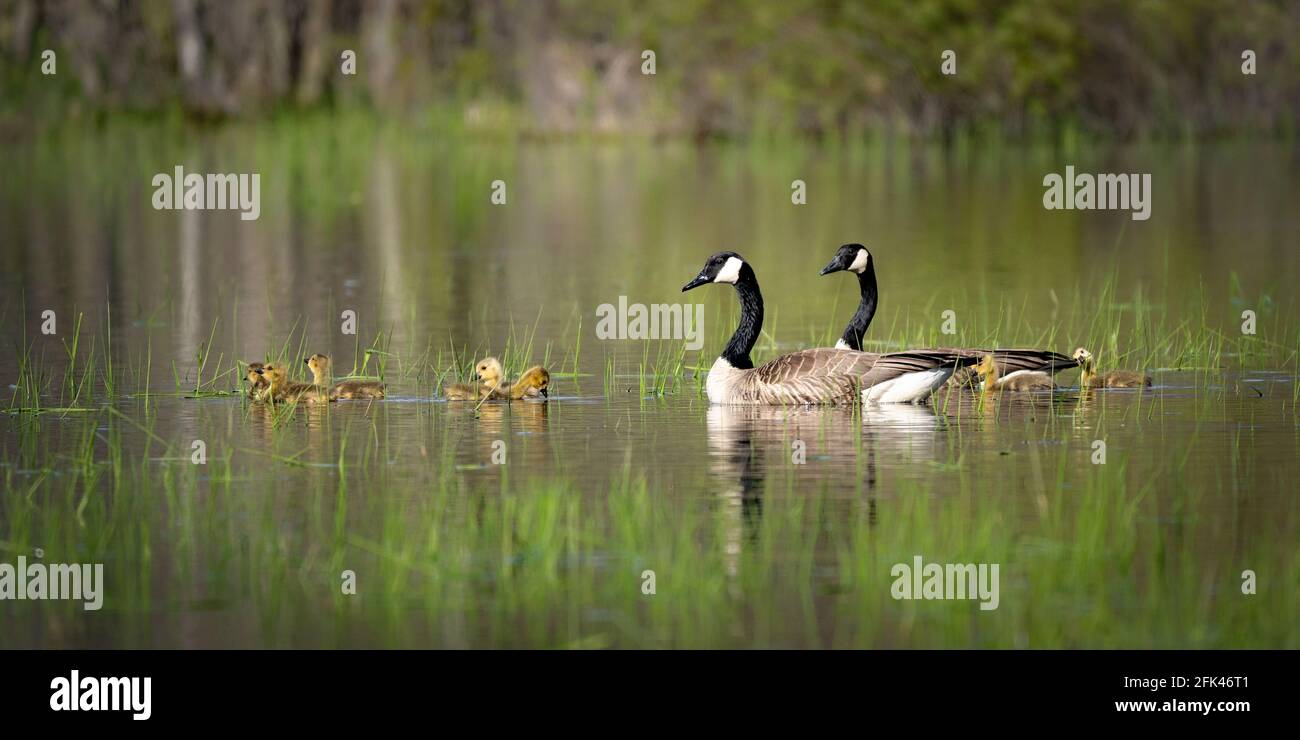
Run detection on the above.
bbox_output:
[306,353,386,399]
[444,357,506,400]
[1072,348,1151,388]
[974,354,1056,393]
[244,361,270,401]
[444,358,550,401]
[259,363,331,403]
[489,365,550,400]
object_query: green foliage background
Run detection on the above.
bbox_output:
[1,0,1296,138]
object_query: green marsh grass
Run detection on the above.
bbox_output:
[2,126,1297,648]
[3,393,1295,648]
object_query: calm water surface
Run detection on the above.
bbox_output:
[1,130,1296,647]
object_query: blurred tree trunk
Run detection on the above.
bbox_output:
[292,0,329,105]
[173,0,215,112]
[259,0,292,100]
[48,0,111,100]
[360,0,397,107]
[4,0,38,60]
[173,0,293,115]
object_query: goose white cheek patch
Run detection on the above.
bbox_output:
[849,250,869,273]
[715,256,744,284]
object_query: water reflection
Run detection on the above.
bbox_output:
[705,402,953,491]
[2,132,1297,648]
[468,400,552,467]
[704,404,773,590]
[704,402,953,584]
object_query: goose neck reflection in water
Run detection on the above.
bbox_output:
[704,403,951,586]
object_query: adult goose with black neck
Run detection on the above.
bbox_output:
[819,243,1078,379]
[819,243,879,351]
[682,252,975,405]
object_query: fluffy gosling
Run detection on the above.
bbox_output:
[306,353,386,399]
[245,361,270,400]
[975,354,1056,392]
[488,365,550,400]
[260,363,331,403]
[444,357,505,400]
[1072,348,1151,388]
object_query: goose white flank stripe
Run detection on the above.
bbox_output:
[996,369,1040,385]
[862,366,954,404]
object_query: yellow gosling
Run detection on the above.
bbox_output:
[261,363,331,404]
[975,354,1055,393]
[1072,348,1151,389]
[307,353,386,399]
[445,357,505,400]
[305,354,330,387]
[245,361,269,400]
[488,365,551,400]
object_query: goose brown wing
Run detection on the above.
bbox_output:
[936,348,1078,374]
[746,348,878,403]
[989,349,1077,374]
[744,349,970,404]
[752,348,878,383]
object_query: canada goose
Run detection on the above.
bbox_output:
[306,353,386,399]
[487,365,550,400]
[682,252,976,405]
[1072,348,1151,388]
[244,361,269,400]
[819,243,1078,383]
[258,363,331,403]
[819,243,879,350]
[974,354,1056,392]
[444,357,505,400]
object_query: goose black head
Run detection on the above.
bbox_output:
[682,252,746,291]
[820,243,871,276]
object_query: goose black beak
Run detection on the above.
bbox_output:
[303,358,310,365]
[819,257,845,276]
[682,273,710,292]
[540,387,548,398]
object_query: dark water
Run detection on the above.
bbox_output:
[1,130,1296,647]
